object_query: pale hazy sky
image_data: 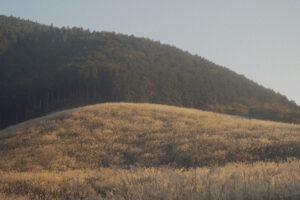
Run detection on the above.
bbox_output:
[1,0,300,104]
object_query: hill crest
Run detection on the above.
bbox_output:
[1,103,299,171]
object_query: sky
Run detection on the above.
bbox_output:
[1,0,300,104]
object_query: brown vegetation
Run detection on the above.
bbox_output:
[0,161,299,199]
[0,103,299,199]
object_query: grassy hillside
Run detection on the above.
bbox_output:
[0,103,299,199]
[1,15,300,130]
[1,103,299,171]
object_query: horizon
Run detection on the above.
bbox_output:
[1,0,300,104]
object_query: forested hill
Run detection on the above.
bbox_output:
[0,15,299,129]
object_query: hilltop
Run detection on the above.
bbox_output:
[0,103,299,199]
[1,15,300,129]
[1,103,299,171]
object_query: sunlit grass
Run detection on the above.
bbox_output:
[0,161,299,199]
[0,103,299,199]
[1,103,299,171]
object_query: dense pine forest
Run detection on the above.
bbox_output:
[0,15,300,129]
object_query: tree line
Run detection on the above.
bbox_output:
[0,15,300,129]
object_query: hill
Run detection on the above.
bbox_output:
[1,15,300,130]
[0,103,299,199]
[1,102,299,170]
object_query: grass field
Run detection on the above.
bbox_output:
[0,103,299,199]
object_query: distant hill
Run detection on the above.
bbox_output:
[0,103,299,171]
[1,15,300,129]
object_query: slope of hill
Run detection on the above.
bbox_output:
[1,15,300,130]
[0,103,300,171]
[0,103,299,199]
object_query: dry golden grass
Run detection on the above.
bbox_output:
[0,161,299,199]
[0,103,299,171]
[0,103,299,199]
